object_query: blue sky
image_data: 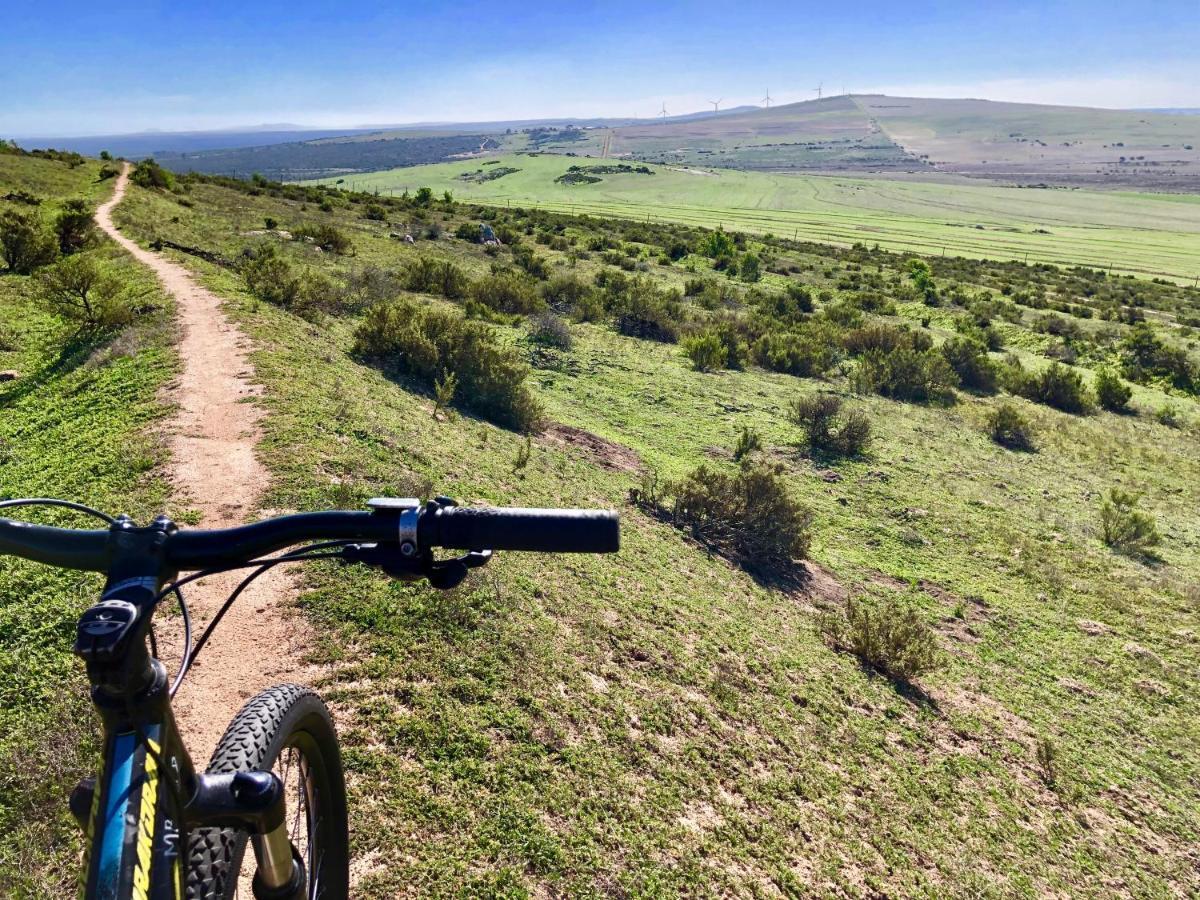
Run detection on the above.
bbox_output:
[4,1,1198,136]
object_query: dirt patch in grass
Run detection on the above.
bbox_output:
[542,422,643,472]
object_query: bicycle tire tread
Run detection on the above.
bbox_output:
[184,684,326,900]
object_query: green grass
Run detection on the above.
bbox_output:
[309,153,1200,282]
[0,155,177,894]
[101,174,1200,896]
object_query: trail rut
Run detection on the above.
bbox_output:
[97,164,316,764]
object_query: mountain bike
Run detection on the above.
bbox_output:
[0,495,619,899]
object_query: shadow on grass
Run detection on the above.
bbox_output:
[0,329,108,408]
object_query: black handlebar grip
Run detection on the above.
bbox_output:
[424,507,619,554]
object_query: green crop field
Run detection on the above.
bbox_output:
[308,153,1200,282]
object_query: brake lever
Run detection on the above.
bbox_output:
[340,543,492,590]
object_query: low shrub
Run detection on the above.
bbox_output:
[1,209,57,274]
[682,331,725,372]
[820,595,942,682]
[1094,368,1132,412]
[987,402,1036,451]
[940,337,998,393]
[528,310,573,350]
[354,298,543,432]
[470,269,543,314]
[790,394,871,456]
[1028,363,1094,414]
[732,425,762,461]
[401,256,470,299]
[753,321,841,377]
[1100,489,1160,556]
[655,461,812,569]
[292,223,353,254]
[682,323,747,371]
[853,347,958,403]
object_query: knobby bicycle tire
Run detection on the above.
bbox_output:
[184,684,349,899]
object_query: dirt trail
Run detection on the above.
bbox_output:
[97,165,315,764]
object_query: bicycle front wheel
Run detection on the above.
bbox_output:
[185,684,349,899]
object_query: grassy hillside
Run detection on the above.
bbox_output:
[0,152,176,894]
[309,153,1200,281]
[98,170,1200,896]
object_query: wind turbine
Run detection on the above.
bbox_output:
[708,98,723,113]
[814,82,823,100]
[659,102,669,120]
[761,88,773,108]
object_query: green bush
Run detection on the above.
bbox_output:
[790,394,872,456]
[612,278,682,342]
[940,337,998,393]
[732,425,762,461]
[753,321,841,377]
[53,199,95,255]
[739,252,762,283]
[1122,323,1197,394]
[528,310,573,350]
[853,347,958,403]
[682,322,747,371]
[682,331,726,372]
[354,298,543,432]
[470,269,543,314]
[401,256,470,299]
[1028,363,1094,414]
[241,244,300,307]
[0,209,57,274]
[657,461,812,569]
[130,159,175,190]
[987,402,1036,451]
[1094,368,1132,412]
[1100,489,1161,556]
[820,595,942,682]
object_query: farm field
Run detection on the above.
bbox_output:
[309,153,1200,281]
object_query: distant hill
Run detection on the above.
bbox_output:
[6,127,384,159]
[17,96,1200,189]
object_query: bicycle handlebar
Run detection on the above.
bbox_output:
[0,504,620,573]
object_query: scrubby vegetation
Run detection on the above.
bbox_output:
[1100,489,1161,556]
[6,151,1196,896]
[820,594,942,682]
[789,393,872,456]
[353,297,542,432]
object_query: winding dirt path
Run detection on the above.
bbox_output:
[97,165,315,764]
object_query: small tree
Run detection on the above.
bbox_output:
[906,258,937,305]
[1094,368,1132,412]
[414,187,434,207]
[53,199,95,254]
[1,209,57,274]
[35,254,132,329]
[1100,489,1160,556]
